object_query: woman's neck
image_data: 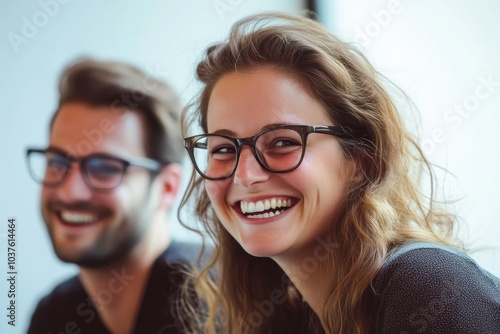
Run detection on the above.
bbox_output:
[272,236,335,317]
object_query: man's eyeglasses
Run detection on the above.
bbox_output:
[26,148,163,190]
[183,125,355,181]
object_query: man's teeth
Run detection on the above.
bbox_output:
[240,198,292,215]
[61,211,97,224]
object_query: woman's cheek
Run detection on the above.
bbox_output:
[205,179,228,204]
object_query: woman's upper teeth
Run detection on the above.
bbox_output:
[240,198,292,214]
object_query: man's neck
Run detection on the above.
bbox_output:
[79,223,171,334]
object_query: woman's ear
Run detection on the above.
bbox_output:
[156,163,183,211]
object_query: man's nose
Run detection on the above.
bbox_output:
[56,165,93,200]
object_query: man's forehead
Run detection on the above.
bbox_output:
[53,103,130,125]
[50,102,147,158]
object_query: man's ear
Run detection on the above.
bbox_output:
[156,163,182,211]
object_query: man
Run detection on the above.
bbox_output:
[26,59,199,333]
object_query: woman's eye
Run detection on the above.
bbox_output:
[212,146,235,154]
[211,146,236,161]
[273,138,301,147]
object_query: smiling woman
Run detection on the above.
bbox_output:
[179,12,500,334]
[199,67,349,261]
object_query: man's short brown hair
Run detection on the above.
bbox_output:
[51,58,184,164]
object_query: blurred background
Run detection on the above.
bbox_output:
[1,0,499,332]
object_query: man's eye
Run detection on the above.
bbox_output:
[87,159,123,178]
[47,158,66,167]
[96,164,121,174]
[46,155,68,169]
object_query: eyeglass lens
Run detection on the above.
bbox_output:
[192,128,304,179]
[28,151,126,189]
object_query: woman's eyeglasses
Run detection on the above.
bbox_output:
[184,125,355,181]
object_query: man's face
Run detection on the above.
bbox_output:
[40,102,158,267]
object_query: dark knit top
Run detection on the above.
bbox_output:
[27,240,202,334]
[371,241,500,333]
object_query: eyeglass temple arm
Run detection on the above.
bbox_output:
[129,158,163,171]
[193,142,207,149]
[313,125,353,136]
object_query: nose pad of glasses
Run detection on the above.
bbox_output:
[238,146,264,169]
[253,148,269,169]
[232,146,271,185]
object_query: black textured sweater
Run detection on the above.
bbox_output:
[371,241,500,333]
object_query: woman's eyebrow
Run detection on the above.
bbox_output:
[210,122,296,136]
[210,129,236,136]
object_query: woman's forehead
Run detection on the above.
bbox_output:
[205,67,330,135]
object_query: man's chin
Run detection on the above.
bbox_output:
[54,248,130,269]
[51,231,141,269]
[56,252,95,267]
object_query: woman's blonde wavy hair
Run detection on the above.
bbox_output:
[179,12,463,334]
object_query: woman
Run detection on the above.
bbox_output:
[179,12,500,333]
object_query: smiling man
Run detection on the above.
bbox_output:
[26,59,200,333]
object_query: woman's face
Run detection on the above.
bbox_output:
[204,67,349,261]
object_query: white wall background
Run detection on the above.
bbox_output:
[1,1,499,333]
[0,1,303,333]
[317,0,500,275]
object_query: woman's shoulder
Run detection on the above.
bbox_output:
[374,241,499,290]
[370,241,500,333]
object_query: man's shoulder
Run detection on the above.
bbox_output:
[28,275,104,334]
[35,275,85,308]
[160,239,211,266]
[146,239,207,289]
[133,240,211,333]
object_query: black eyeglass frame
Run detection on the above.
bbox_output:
[184,124,356,181]
[26,147,163,190]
